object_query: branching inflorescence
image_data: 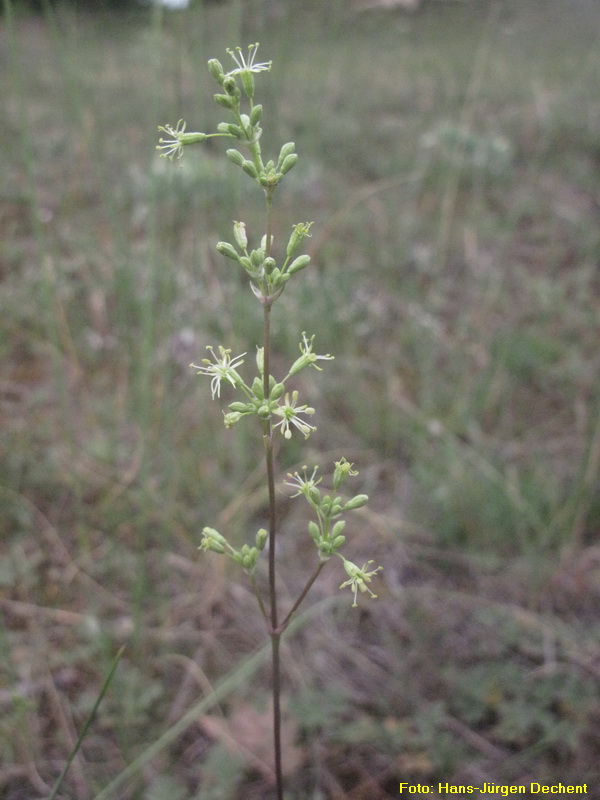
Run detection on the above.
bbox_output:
[158,43,381,798]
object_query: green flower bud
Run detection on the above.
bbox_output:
[217,122,231,133]
[287,255,311,275]
[333,458,358,490]
[208,58,225,85]
[308,486,321,505]
[227,124,243,137]
[331,535,346,549]
[226,149,245,167]
[286,222,314,258]
[264,257,276,274]
[270,382,286,400]
[318,542,333,558]
[251,376,264,400]
[223,76,238,96]
[277,142,296,169]
[233,221,248,250]
[250,104,263,126]
[223,412,243,428]
[250,249,264,268]
[256,528,268,550]
[205,541,226,554]
[331,520,346,538]
[216,241,239,261]
[201,527,228,547]
[214,93,237,110]
[241,70,255,100]
[242,160,258,178]
[239,256,254,272]
[344,494,369,511]
[280,153,298,175]
[256,347,264,375]
[308,521,320,543]
[228,401,252,412]
[179,132,207,145]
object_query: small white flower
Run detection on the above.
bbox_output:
[191,346,246,399]
[288,332,334,377]
[273,391,316,440]
[226,43,272,76]
[284,465,321,497]
[338,558,382,608]
[157,120,187,160]
[157,120,207,160]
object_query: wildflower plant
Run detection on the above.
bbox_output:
[158,43,381,798]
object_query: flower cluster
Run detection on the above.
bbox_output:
[216,221,313,304]
[284,462,381,603]
[200,526,268,575]
[160,45,381,609]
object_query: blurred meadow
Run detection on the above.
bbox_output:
[1,0,600,797]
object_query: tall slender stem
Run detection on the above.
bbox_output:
[261,188,283,800]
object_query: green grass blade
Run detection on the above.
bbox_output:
[48,645,126,800]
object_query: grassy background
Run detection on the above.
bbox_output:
[1,0,600,797]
